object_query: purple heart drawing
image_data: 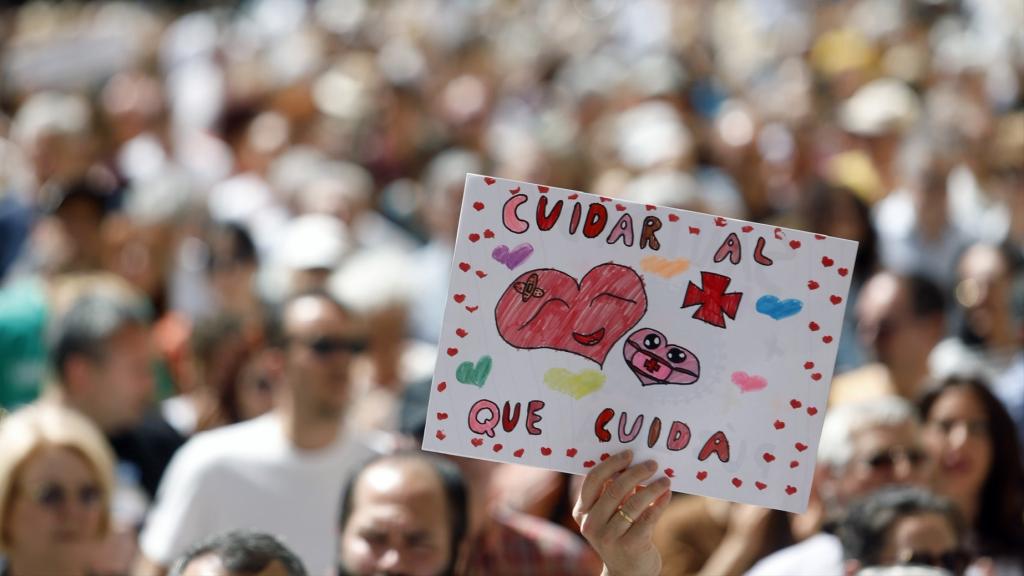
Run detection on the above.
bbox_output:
[492,243,534,270]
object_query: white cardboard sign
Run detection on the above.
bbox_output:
[422,174,857,512]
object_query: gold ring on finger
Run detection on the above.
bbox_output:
[617,507,635,524]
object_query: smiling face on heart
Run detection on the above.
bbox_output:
[623,328,701,385]
[495,264,647,366]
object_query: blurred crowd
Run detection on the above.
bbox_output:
[0,0,1021,575]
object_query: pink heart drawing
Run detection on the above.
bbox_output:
[731,371,767,393]
[492,243,534,270]
[495,264,647,366]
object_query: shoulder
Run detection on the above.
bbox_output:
[746,533,842,576]
[167,415,278,472]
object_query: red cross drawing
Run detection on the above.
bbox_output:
[682,271,743,329]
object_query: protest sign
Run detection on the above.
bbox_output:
[422,174,858,512]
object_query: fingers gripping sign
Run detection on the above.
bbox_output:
[573,450,672,576]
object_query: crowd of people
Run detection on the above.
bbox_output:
[0,0,1021,575]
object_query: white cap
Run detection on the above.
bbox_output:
[839,78,920,137]
[279,214,350,271]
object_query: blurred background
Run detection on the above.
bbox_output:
[0,0,1021,574]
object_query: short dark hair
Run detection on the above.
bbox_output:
[264,288,351,349]
[339,452,468,572]
[838,486,963,567]
[51,292,151,380]
[168,531,307,576]
[904,274,945,319]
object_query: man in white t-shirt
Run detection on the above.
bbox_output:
[136,290,381,576]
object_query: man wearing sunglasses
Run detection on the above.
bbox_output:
[138,290,381,576]
[747,398,932,576]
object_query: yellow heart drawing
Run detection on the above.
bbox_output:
[544,368,606,400]
[640,255,690,279]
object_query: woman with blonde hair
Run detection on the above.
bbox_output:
[0,403,116,576]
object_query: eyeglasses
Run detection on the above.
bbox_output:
[862,446,928,471]
[898,548,972,576]
[25,482,103,509]
[288,336,368,357]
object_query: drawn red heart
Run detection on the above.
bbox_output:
[669,214,680,222]
[446,348,458,357]
[568,193,579,200]
[755,481,767,490]
[795,442,808,452]
[476,270,487,278]
[600,453,610,461]
[437,412,448,420]
[823,335,834,343]
[473,201,485,211]
[646,205,656,211]
[484,229,495,238]
[807,280,820,290]
[696,470,708,481]
[763,452,776,463]
[789,240,801,250]
[807,407,818,416]
[811,372,822,381]
[514,449,525,458]
[785,485,797,495]
[790,399,802,409]
[838,268,849,277]
[774,420,785,430]
[471,438,483,447]
[664,468,675,478]
[437,381,447,392]
[541,447,552,456]
[790,460,799,468]
[459,262,471,272]
[732,477,743,487]
[495,264,647,366]
[822,256,834,267]
[615,204,626,212]
[484,177,496,185]
[804,361,814,370]
[830,295,843,305]
[436,430,446,440]
[814,234,826,240]
[454,294,466,303]
[456,328,468,338]
[688,226,700,235]
[715,217,728,227]
[538,186,549,193]
[566,448,577,457]
[493,444,503,452]
[466,306,479,313]
[742,226,754,233]
[469,233,480,243]
[583,460,596,468]
[808,321,820,332]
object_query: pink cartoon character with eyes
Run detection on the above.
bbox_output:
[622,328,701,386]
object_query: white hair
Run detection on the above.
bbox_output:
[817,397,918,470]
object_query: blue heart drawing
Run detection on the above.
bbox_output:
[756,295,804,320]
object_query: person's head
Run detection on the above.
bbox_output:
[954,243,1021,348]
[205,221,259,314]
[856,272,945,377]
[266,290,366,420]
[339,452,469,576]
[51,288,155,433]
[190,313,258,425]
[0,404,115,572]
[918,375,1024,555]
[805,182,878,279]
[169,531,307,576]
[839,487,968,576]
[421,149,483,244]
[817,398,931,509]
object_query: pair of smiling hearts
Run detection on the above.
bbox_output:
[494,264,700,385]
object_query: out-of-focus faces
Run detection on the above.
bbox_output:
[179,553,290,576]
[339,460,454,576]
[955,244,1013,345]
[283,296,366,420]
[835,421,930,504]
[6,446,106,565]
[922,386,992,509]
[877,512,967,576]
[856,274,933,370]
[86,324,156,432]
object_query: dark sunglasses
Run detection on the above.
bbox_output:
[898,548,972,576]
[27,482,103,509]
[864,446,928,470]
[289,336,368,356]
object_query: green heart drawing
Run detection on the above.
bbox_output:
[544,368,605,399]
[456,355,492,388]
